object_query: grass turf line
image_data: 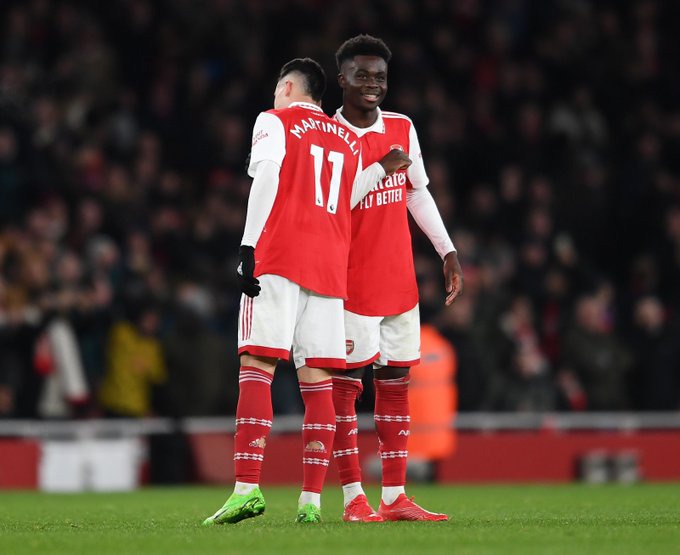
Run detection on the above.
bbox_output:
[0,484,679,555]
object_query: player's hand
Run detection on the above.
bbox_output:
[443,251,463,306]
[237,245,261,297]
[379,149,412,176]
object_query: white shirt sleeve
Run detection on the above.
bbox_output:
[406,187,456,259]
[407,121,429,189]
[247,112,286,177]
[241,160,280,247]
[350,155,386,209]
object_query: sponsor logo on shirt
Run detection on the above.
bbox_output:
[252,130,269,146]
[358,171,406,210]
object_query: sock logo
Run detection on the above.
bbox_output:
[305,440,327,453]
[398,430,410,436]
[345,340,354,355]
[348,428,358,435]
[249,437,267,448]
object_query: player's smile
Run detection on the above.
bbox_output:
[361,89,382,103]
[340,55,388,112]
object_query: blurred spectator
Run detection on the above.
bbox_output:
[437,292,490,412]
[484,295,559,412]
[559,292,633,411]
[98,302,166,418]
[160,283,237,416]
[629,296,680,410]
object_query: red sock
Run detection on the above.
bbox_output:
[233,366,273,484]
[374,375,410,487]
[299,380,335,493]
[332,377,363,485]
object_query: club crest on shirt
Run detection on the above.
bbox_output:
[346,340,354,355]
[305,441,327,453]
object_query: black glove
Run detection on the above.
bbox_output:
[237,245,260,297]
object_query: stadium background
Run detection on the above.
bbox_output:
[1,0,680,489]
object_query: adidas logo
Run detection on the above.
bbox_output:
[249,437,266,448]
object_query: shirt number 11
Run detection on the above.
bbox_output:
[310,144,344,214]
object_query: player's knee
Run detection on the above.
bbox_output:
[374,365,410,380]
[338,367,366,380]
[240,353,278,375]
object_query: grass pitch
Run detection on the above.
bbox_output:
[1,484,678,555]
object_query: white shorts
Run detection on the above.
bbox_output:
[238,274,346,369]
[343,304,421,369]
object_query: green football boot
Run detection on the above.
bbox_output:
[296,503,322,523]
[202,488,265,525]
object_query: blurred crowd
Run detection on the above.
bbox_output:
[1,0,679,419]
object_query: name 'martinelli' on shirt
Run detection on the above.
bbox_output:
[357,171,406,210]
[289,117,360,156]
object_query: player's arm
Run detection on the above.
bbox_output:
[406,122,463,305]
[407,188,462,304]
[350,149,412,209]
[238,112,286,297]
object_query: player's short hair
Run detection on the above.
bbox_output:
[278,58,326,102]
[335,34,392,70]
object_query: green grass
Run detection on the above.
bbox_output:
[1,484,679,555]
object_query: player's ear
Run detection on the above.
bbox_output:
[284,80,293,98]
[337,72,345,88]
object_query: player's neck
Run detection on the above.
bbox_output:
[341,105,379,129]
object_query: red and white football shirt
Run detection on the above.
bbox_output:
[248,102,361,298]
[334,108,428,316]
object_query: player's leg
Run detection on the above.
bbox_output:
[292,292,346,523]
[374,304,447,522]
[203,275,297,525]
[332,310,383,522]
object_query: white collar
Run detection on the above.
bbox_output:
[334,107,385,137]
[289,101,324,113]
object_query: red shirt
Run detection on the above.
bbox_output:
[334,109,429,316]
[247,102,361,298]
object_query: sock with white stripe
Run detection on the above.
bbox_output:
[299,379,335,494]
[332,376,363,498]
[374,375,410,488]
[233,366,273,486]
